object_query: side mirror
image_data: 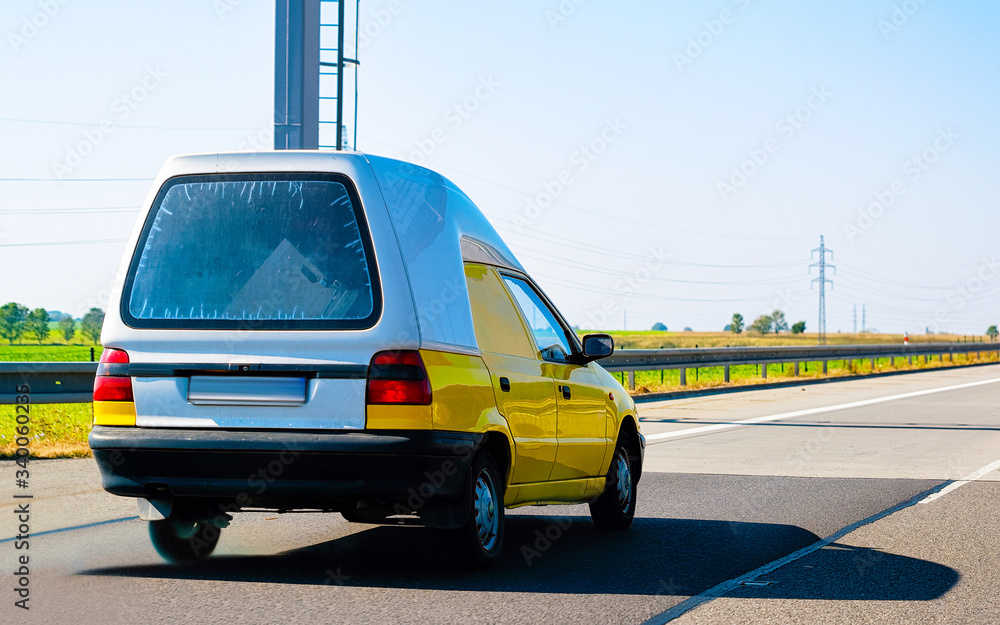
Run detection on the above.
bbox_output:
[580,333,614,363]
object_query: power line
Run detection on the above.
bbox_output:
[836,262,954,291]
[0,206,139,215]
[534,271,805,304]
[357,132,815,243]
[839,244,986,269]
[517,250,807,286]
[0,238,128,248]
[494,220,808,269]
[0,116,261,131]
[0,177,152,182]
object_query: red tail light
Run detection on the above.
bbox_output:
[366,350,432,405]
[94,348,134,402]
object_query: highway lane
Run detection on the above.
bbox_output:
[2,364,998,624]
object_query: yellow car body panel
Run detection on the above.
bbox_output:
[544,361,613,480]
[420,349,498,432]
[466,263,560,485]
[365,404,433,430]
[93,401,137,426]
[363,263,640,509]
[506,477,605,508]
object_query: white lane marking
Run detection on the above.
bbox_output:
[919,458,1000,504]
[643,376,1000,444]
[642,483,946,625]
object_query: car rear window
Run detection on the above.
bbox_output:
[123,173,381,329]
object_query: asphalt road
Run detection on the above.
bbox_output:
[2,364,999,624]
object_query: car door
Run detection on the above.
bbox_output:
[464,263,558,485]
[500,275,610,480]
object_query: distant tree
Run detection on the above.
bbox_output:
[80,308,105,344]
[59,315,76,343]
[771,310,789,333]
[749,314,773,335]
[791,321,806,334]
[723,324,732,332]
[651,322,667,331]
[0,302,29,345]
[26,308,50,344]
[731,313,744,334]
[987,325,998,341]
[683,327,693,332]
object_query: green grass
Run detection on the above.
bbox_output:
[0,344,101,362]
[1,403,93,458]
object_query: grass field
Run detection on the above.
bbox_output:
[1,403,93,458]
[0,344,102,362]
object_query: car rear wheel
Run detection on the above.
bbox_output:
[450,451,504,568]
[589,432,636,530]
[149,517,221,562]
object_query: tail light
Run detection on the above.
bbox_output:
[94,348,134,402]
[366,350,432,405]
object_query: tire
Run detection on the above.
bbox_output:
[149,517,221,563]
[589,432,637,530]
[449,451,505,569]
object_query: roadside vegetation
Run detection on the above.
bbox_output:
[601,351,999,396]
[0,303,104,361]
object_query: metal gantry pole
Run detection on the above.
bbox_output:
[274,0,320,149]
[335,0,345,150]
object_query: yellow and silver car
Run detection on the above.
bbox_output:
[89,151,643,568]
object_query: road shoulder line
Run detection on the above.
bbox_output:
[641,481,951,625]
[919,458,1000,504]
[643,376,1000,444]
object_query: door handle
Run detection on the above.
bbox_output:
[560,385,571,399]
[499,377,511,392]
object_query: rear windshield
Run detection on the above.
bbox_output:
[123,173,380,329]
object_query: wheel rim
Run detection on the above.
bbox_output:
[615,450,632,514]
[474,469,499,551]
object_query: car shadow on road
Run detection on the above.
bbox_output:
[80,514,958,600]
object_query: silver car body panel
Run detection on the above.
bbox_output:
[102,150,522,430]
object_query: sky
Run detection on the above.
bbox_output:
[1,0,999,335]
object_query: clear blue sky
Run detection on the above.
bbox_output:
[2,0,999,335]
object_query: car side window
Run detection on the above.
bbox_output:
[502,276,574,363]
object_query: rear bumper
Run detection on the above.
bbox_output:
[88,426,480,510]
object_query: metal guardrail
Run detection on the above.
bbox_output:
[601,341,1000,389]
[0,362,98,404]
[2,342,998,403]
